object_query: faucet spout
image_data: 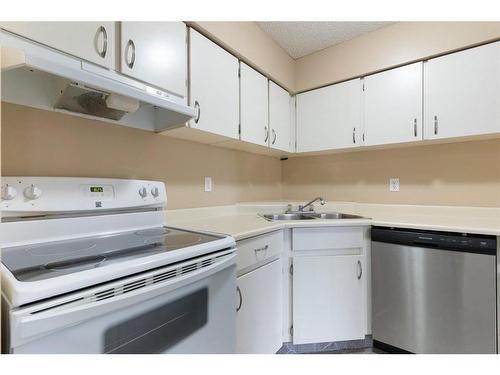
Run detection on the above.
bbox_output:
[298,197,325,212]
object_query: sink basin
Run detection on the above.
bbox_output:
[311,213,365,219]
[261,213,317,221]
[260,212,366,221]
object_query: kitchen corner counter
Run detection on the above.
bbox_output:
[167,212,371,241]
[166,202,500,241]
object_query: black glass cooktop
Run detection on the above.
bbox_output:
[1,227,224,282]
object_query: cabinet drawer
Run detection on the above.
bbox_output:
[236,231,283,272]
[293,227,364,251]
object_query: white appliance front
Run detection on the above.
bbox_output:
[4,251,236,354]
[1,176,237,354]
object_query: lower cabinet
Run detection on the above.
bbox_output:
[235,230,283,354]
[234,226,370,351]
[292,254,367,344]
[291,227,369,345]
[236,259,283,353]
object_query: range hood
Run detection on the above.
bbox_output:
[0,31,196,132]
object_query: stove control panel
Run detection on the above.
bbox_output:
[1,177,167,217]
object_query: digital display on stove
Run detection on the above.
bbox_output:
[90,186,104,193]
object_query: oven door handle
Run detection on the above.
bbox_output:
[11,254,236,348]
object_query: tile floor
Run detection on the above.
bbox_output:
[315,347,386,354]
[277,338,380,354]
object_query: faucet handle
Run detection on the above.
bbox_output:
[286,204,293,213]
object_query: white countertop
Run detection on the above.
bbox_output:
[166,202,500,241]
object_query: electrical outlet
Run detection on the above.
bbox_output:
[204,176,213,192]
[389,178,400,192]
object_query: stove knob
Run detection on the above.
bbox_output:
[1,184,17,200]
[24,184,42,200]
[138,186,148,198]
[151,186,160,198]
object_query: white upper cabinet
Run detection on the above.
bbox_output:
[424,41,500,140]
[269,81,292,152]
[119,22,187,98]
[189,29,239,140]
[240,62,269,147]
[296,78,361,152]
[363,62,423,146]
[0,22,115,69]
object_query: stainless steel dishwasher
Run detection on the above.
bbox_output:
[371,226,497,354]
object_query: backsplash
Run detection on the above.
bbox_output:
[1,103,283,209]
[3,103,500,209]
[282,138,500,207]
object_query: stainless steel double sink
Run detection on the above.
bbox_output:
[260,212,366,221]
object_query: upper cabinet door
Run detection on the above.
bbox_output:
[240,62,269,147]
[363,62,423,146]
[189,29,239,140]
[269,81,292,152]
[296,79,361,152]
[120,22,187,98]
[0,22,115,69]
[424,42,500,140]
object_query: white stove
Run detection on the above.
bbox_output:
[1,177,236,354]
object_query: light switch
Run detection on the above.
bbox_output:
[389,178,400,192]
[204,176,213,192]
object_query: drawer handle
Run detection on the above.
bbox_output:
[254,245,269,253]
[236,286,242,312]
[357,260,363,280]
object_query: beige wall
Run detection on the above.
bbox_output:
[1,103,283,209]
[295,22,500,92]
[192,22,295,91]
[286,22,500,208]
[7,103,495,209]
[4,23,500,211]
[282,139,500,207]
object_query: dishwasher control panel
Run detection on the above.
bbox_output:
[371,226,497,255]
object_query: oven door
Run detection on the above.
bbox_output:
[6,251,236,354]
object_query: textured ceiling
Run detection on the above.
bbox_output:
[257,22,395,59]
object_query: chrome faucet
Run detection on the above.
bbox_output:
[298,197,325,212]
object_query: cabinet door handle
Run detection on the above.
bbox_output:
[96,25,108,58]
[125,39,136,69]
[352,127,356,144]
[357,260,362,280]
[264,126,269,143]
[236,286,242,312]
[434,115,438,135]
[254,244,269,253]
[414,118,417,137]
[194,101,201,124]
[272,129,277,145]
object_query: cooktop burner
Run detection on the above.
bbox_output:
[2,227,225,282]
